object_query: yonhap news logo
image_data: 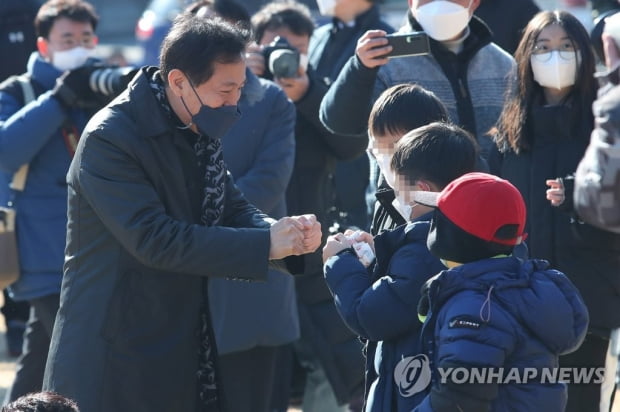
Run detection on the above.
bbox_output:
[437,367,606,385]
[394,354,432,397]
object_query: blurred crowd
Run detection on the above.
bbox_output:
[0,0,620,412]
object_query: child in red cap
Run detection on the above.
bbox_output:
[413,172,589,411]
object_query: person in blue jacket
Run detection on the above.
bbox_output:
[0,0,114,403]
[322,122,478,412]
[411,172,589,411]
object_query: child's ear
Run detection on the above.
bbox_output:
[417,180,431,192]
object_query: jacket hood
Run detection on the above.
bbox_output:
[433,257,589,355]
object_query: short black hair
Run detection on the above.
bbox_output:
[186,0,251,32]
[159,13,249,86]
[391,122,477,189]
[35,0,98,38]
[1,391,79,412]
[369,83,449,139]
[251,0,315,44]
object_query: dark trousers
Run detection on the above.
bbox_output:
[4,293,59,404]
[560,333,609,412]
[217,345,278,412]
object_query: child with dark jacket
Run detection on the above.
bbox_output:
[412,172,589,411]
[322,122,478,412]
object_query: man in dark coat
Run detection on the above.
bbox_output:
[42,14,321,412]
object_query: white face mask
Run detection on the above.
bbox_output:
[52,46,94,72]
[412,0,473,42]
[393,193,417,220]
[374,152,396,188]
[316,0,337,16]
[530,50,579,90]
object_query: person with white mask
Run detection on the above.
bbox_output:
[0,0,135,404]
[319,0,515,163]
[490,10,620,412]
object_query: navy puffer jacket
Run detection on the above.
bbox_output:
[415,256,589,411]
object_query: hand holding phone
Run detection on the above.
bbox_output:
[355,29,392,69]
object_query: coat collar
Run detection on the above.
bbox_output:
[124,67,181,139]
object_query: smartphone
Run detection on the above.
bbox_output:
[384,32,430,59]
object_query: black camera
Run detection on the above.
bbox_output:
[262,36,300,79]
[88,64,137,97]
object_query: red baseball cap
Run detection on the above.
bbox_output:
[413,172,527,246]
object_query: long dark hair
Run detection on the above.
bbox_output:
[495,10,596,153]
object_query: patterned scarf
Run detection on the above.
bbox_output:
[148,71,222,411]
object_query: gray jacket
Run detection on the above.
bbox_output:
[374,17,515,157]
[575,80,620,233]
[320,15,515,158]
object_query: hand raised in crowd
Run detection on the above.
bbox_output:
[546,178,565,207]
[274,65,309,102]
[269,215,322,259]
[356,29,392,69]
[245,43,266,78]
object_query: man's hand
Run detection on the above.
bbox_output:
[274,66,309,102]
[356,30,392,69]
[246,43,266,77]
[296,214,321,253]
[269,215,322,259]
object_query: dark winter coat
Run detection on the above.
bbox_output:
[415,257,588,411]
[474,0,540,55]
[324,213,444,411]
[490,103,620,337]
[43,67,280,412]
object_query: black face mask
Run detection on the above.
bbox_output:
[180,79,241,139]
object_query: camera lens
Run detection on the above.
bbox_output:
[268,49,300,78]
[89,66,135,96]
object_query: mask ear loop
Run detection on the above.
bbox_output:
[178,77,205,130]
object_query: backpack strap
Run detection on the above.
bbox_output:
[7,75,35,192]
[16,75,34,104]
